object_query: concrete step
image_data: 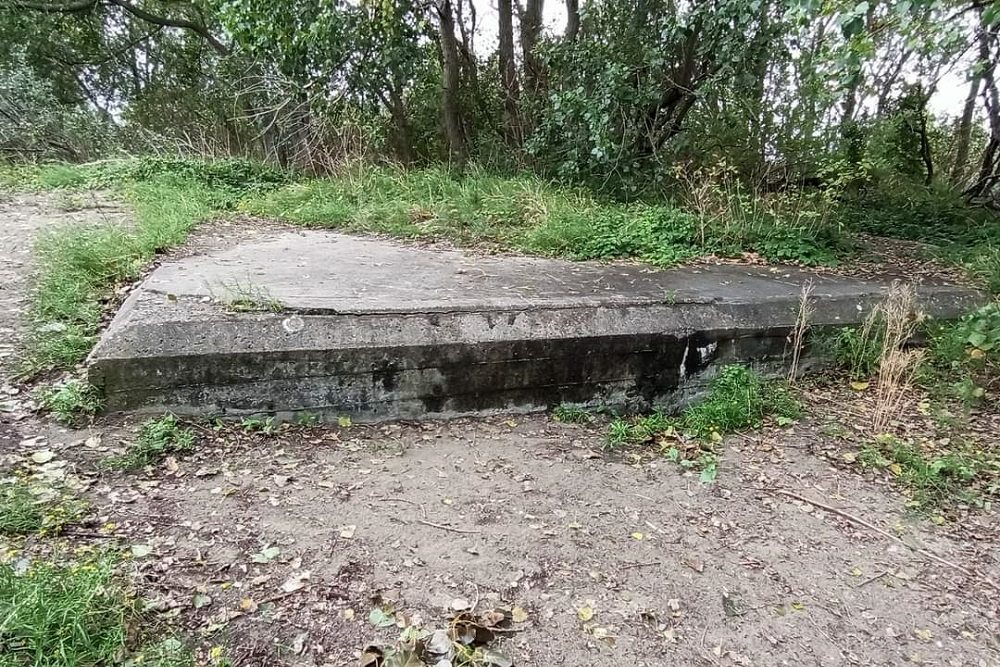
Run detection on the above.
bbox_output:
[88,231,982,421]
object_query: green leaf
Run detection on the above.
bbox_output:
[368,607,396,628]
[700,464,718,484]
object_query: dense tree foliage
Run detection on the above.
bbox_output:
[1,0,999,204]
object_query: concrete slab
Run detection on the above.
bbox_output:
[89,230,984,420]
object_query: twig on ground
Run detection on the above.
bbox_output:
[378,496,428,520]
[621,560,663,570]
[774,489,998,591]
[856,570,890,588]
[418,519,481,534]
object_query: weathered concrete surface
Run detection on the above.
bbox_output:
[88,231,983,420]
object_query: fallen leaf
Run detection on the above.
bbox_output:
[914,628,933,641]
[577,605,595,622]
[290,632,308,655]
[339,525,357,539]
[280,571,310,593]
[251,546,281,563]
[359,646,384,667]
[384,648,421,667]
[425,629,453,658]
[239,597,257,612]
[368,608,396,628]
[511,606,529,623]
[849,381,870,391]
[842,452,858,463]
[849,567,863,577]
[193,594,213,609]
[481,648,513,667]
[683,557,705,573]
[631,531,644,540]
[130,544,153,558]
[30,450,55,464]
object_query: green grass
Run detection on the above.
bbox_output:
[0,482,45,536]
[859,434,999,509]
[680,365,801,439]
[12,157,291,375]
[0,479,87,537]
[23,176,217,374]
[605,365,800,481]
[106,414,195,470]
[552,404,596,424]
[35,379,103,425]
[244,164,847,266]
[0,557,134,667]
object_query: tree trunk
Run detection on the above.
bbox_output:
[498,0,521,145]
[519,0,545,98]
[966,8,1000,200]
[951,71,982,185]
[565,0,579,41]
[437,0,465,162]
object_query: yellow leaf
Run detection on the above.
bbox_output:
[577,605,595,622]
[849,567,863,577]
[709,430,722,443]
[790,601,804,611]
[931,515,946,525]
[969,348,985,360]
[209,646,224,661]
[511,606,529,623]
[849,381,870,391]
[842,452,857,463]
[888,463,903,476]
[239,597,256,612]
[914,628,933,641]
[631,532,644,540]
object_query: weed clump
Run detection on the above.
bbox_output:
[859,434,998,509]
[605,365,799,481]
[106,414,195,470]
[552,404,596,424]
[927,302,1000,403]
[682,365,801,440]
[35,379,102,425]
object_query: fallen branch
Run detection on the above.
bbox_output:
[775,489,998,591]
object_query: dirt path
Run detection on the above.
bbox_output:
[1,195,998,667]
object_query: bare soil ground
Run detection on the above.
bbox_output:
[1,194,999,667]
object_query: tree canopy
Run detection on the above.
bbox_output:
[1,0,999,203]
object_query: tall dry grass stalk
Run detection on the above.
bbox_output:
[787,280,815,383]
[872,282,924,433]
